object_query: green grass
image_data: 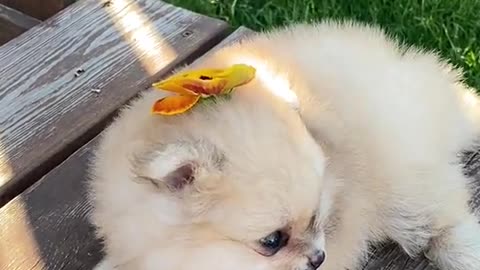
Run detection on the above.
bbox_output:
[165,0,480,90]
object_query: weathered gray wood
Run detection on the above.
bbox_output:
[0,4,40,45]
[0,145,102,270]
[0,0,229,206]
[0,27,250,270]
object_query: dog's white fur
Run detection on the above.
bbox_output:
[88,21,480,270]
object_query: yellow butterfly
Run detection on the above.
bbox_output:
[151,64,256,115]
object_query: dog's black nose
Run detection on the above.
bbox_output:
[307,250,325,269]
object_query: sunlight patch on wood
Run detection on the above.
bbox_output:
[105,0,177,75]
[0,141,13,187]
[0,199,45,270]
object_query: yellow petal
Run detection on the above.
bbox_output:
[151,95,200,115]
[151,64,256,96]
[220,64,257,92]
[152,80,197,95]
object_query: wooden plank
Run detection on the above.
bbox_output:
[0,0,230,206]
[0,0,70,20]
[0,4,40,45]
[0,145,103,270]
[0,27,250,270]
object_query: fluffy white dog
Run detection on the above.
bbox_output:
[88,21,480,270]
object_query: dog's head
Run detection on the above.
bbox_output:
[91,62,332,270]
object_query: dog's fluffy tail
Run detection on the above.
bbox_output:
[455,83,480,149]
[93,258,112,270]
[462,88,480,126]
[426,214,480,270]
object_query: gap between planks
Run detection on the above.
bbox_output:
[0,3,40,45]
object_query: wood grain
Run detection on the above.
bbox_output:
[0,27,250,270]
[0,0,229,206]
[0,4,40,45]
[0,145,102,270]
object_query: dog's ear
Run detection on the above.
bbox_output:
[159,161,197,191]
[132,142,222,192]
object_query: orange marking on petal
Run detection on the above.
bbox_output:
[151,95,200,115]
[182,80,227,96]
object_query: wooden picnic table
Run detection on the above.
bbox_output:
[0,1,478,269]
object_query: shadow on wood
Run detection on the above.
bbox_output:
[0,0,73,20]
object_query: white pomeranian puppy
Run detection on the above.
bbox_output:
[88,21,480,270]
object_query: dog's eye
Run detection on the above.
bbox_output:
[258,230,289,256]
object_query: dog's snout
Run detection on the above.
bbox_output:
[307,250,325,269]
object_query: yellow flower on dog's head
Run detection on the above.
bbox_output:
[151,64,256,115]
